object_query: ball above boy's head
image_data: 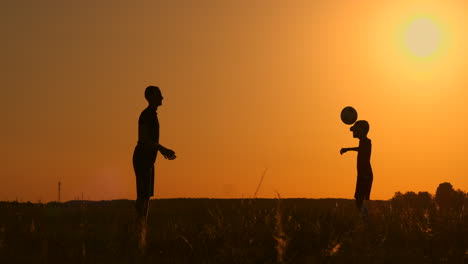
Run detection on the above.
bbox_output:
[350,120,369,138]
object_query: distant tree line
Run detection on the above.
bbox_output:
[391,182,468,214]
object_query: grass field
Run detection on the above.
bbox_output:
[0,198,467,263]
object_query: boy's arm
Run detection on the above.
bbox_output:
[340,147,359,155]
[346,147,359,152]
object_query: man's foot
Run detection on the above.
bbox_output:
[138,219,147,252]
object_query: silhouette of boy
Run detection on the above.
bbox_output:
[133,86,176,226]
[340,120,373,217]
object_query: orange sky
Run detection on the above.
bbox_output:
[2,0,468,202]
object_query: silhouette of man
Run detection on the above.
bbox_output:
[133,86,176,227]
[340,120,373,218]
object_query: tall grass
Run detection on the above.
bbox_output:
[0,199,467,263]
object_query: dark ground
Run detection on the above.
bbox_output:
[0,198,467,263]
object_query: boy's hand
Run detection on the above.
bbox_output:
[160,147,177,160]
[340,148,347,155]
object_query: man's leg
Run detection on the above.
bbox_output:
[142,197,150,223]
[136,197,143,220]
[136,196,150,223]
[136,196,150,249]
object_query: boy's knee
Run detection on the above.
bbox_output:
[355,198,363,208]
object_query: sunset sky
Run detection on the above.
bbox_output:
[2,0,468,202]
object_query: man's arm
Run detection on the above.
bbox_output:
[340,147,359,155]
[158,144,177,160]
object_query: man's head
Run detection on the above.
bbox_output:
[145,86,163,107]
[350,120,369,139]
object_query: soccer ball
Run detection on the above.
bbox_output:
[341,106,358,125]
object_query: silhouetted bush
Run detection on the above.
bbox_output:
[453,189,467,212]
[435,182,456,213]
[391,191,434,214]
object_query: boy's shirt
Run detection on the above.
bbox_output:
[357,138,373,179]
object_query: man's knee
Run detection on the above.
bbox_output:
[136,197,149,210]
[137,196,150,202]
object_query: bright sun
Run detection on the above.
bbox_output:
[405,18,441,57]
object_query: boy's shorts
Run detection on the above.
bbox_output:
[354,175,373,200]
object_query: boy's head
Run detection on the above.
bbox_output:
[350,120,369,139]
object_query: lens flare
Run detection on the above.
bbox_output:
[405,18,441,57]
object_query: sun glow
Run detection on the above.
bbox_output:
[363,0,467,100]
[405,18,441,57]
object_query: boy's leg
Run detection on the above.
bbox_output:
[356,198,369,222]
[361,200,368,218]
[355,198,363,210]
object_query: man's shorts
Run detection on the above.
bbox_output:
[133,145,157,198]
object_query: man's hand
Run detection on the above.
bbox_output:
[160,147,177,160]
[340,148,348,155]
